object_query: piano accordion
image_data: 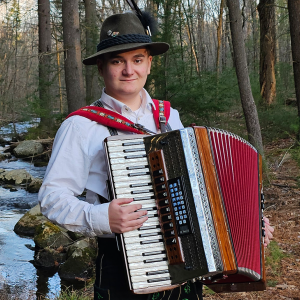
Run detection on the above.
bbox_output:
[104,126,266,294]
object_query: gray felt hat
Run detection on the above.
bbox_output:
[82,12,169,65]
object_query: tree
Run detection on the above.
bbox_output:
[38,0,52,128]
[84,0,101,104]
[62,0,85,113]
[288,0,300,140]
[258,0,276,105]
[226,0,264,154]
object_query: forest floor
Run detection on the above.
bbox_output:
[203,137,300,300]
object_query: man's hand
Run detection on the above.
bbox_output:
[263,216,274,247]
[108,198,148,233]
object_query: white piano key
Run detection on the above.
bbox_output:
[125,245,165,256]
[109,150,146,158]
[115,185,153,195]
[107,139,144,147]
[123,228,161,238]
[127,253,167,264]
[124,240,164,251]
[124,235,163,245]
[129,263,169,276]
[110,157,148,165]
[111,160,148,170]
[116,192,155,199]
[128,260,168,270]
[112,168,150,177]
[132,279,172,290]
[113,174,152,183]
[107,144,146,153]
[114,177,151,189]
[131,272,171,284]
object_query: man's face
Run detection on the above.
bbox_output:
[97,48,152,102]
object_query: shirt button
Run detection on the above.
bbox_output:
[125,107,129,111]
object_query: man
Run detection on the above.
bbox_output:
[38,11,273,300]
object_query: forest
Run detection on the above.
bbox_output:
[0,0,299,153]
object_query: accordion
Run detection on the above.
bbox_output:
[104,126,266,294]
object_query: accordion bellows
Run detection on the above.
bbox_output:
[104,126,265,294]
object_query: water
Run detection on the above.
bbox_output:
[0,119,40,141]
[0,120,62,299]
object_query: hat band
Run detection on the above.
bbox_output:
[97,34,152,52]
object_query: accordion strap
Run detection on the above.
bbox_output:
[67,99,172,134]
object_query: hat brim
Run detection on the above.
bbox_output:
[82,42,169,65]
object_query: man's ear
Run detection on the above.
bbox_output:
[147,55,153,75]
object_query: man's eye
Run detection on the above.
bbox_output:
[135,59,142,63]
[112,60,122,64]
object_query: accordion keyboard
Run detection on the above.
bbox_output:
[106,138,172,290]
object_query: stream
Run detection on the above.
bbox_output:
[0,120,62,299]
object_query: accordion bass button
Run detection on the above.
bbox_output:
[161,214,172,222]
[160,207,171,214]
[163,222,174,230]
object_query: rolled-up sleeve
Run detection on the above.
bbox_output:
[38,117,112,236]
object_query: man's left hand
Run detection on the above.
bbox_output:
[263,216,274,247]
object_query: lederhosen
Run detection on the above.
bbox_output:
[68,100,203,300]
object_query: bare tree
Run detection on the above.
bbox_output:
[38,0,52,127]
[258,0,276,105]
[288,0,300,140]
[227,0,264,154]
[62,0,85,113]
[84,0,101,104]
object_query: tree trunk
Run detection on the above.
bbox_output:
[258,0,276,105]
[217,0,225,74]
[62,0,85,113]
[227,0,264,154]
[288,0,300,141]
[38,0,52,127]
[84,0,101,104]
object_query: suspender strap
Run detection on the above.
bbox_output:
[152,99,171,133]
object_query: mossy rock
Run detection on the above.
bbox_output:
[34,221,73,249]
[33,247,67,270]
[14,204,47,237]
[58,238,97,282]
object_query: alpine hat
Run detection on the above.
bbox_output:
[82,12,169,65]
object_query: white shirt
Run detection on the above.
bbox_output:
[38,88,183,237]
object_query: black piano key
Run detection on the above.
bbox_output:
[139,232,162,238]
[127,165,148,170]
[133,196,155,201]
[125,154,147,159]
[128,172,150,177]
[161,214,172,222]
[160,207,171,214]
[148,214,158,218]
[156,184,166,192]
[138,225,160,231]
[159,199,169,207]
[163,222,174,230]
[130,183,152,188]
[143,257,167,264]
[146,269,169,276]
[131,189,153,194]
[154,177,165,184]
[142,250,166,256]
[153,169,163,177]
[147,276,171,283]
[122,141,144,146]
[140,238,163,245]
[166,238,177,245]
[123,148,145,153]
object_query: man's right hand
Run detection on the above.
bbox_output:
[108,198,148,233]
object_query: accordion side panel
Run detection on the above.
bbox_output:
[193,126,237,275]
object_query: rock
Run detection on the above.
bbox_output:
[58,238,97,282]
[13,140,43,158]
[0,169,32,185]
[26,178,43,193]
[34,221,73,249]
[33,247,67,270]
[0,152,11,161]
[14,204,48,237]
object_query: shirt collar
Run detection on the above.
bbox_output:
[100,88,155,114]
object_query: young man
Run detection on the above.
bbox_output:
[38,11,273,300]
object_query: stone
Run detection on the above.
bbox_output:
[0,152,11,161]
[33,247,67,270]
[0,169,32,185]
[34,221,73,249]
[26,178,43,193]
[13,140,43,158]
[14,204,48,237]
[58,238,97,282]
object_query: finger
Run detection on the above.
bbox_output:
[122,203,143,213]
[263,216,270,225]
[127,209,148,221]
[123,215,149,232]
[113,198,134,205]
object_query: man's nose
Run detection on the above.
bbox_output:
[123,62,134,75]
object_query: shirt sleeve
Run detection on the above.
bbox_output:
[168,107,184,130]
[38,117,112,237]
